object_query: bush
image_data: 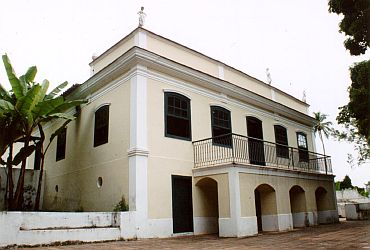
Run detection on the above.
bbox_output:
[113,196,129,212]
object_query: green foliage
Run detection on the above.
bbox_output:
[328,1,370,165]
[333,60,370,165]
[0,54,87,210]
[113,196,129,212]
[339,61,369,142]
[358,189,369,198]
[340,175,353,189]
[313,111,333,155]
[335,181,341,190]
[328,0,370,56]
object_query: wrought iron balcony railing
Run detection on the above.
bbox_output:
[192,133,332,175]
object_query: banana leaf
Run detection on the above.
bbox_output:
[45,81,68,100]
[12,145,36,166]
[2,54,25,99]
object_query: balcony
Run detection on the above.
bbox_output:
[192,133,332,175]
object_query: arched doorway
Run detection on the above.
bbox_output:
[315,186,329,224]
[246,117,265,166]
[254,184,277,232]
[195,177,219,234]
[289,185,307,227]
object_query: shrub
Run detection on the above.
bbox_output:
[113,196,129,212]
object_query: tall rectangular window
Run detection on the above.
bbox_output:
[94,105,109,147]
[274,125,289,158]
[297,132,309,162]
[165,92,191,140]
[56,128,67,161]
[211,106,232,146]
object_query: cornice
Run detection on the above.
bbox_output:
[69,47,316,127]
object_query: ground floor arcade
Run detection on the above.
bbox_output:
[191,165,338,237]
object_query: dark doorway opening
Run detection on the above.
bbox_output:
[247,117,265,166]
[254,189,262,232]
[172,175,194,233]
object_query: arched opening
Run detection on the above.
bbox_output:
[195,177,219,234]
[289,185,307,227]
[254,184,277,232]
[315,186,330,224]
[246,117,265,166]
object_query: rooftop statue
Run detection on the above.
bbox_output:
[138,6,146,27]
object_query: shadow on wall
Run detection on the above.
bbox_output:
[0,168,41,211]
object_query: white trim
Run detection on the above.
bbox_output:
[193,165,334,181]
[209,103,231,112]
[271,88,276,101]
[228,169,241,236]
[218,64,224,80]
[193,217,218,235]
[94,102,111,112]
[245,114,264,122]
[127,148,149,157]
[238,216,258,237]
[147,69,313,132]
[128,65,149,235]
[317,210,338,224]
[162,89,192,100]
[277,213,293,231]
[134,30,147,49]
[272,122,289,130]
[261,214,279,231]
[291,212,307,228]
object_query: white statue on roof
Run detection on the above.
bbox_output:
[266,68,272,85]
[138,6,146,27]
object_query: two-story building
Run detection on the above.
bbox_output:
[33,27,338,238]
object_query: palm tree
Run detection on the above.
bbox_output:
[313,111,333,156]
[1,54,86,210]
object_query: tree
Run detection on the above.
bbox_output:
[328,0,370,164]
[313,112,333,156]
[328,0,369,56]
[340,175,353,189]
[0,54,86,210]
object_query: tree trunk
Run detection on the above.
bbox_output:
[319,131,326,156]
[34,143,44,211]
[5,144,14,210]
[12,138,30,210]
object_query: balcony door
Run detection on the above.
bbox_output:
[246,117,265,166]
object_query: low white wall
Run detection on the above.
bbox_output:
[345,203,370,220]
[0,211,132,248]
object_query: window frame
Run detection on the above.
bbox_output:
[296,132,309,162]
[274,125,289,159]
[56,127,67,161]
[94,104,110,147]
[211,106,232,147]
[164,92,192,141]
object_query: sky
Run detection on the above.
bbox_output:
[0,0,369,186]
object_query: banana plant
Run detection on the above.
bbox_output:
[1,54,87,210]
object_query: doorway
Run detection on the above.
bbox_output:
[247,117,265,166]
[172,175,194,233]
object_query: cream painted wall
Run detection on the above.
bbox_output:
[146,33,219,78]
[194,174,230,219]
[224,68,272,99]
[274,92,308,114]
[145,71,317,219]
[41,80,131,211]
[91,36,135,74]
[239,173,336,217]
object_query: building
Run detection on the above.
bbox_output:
[31,27,338,237]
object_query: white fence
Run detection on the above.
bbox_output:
[0,211,137,248]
